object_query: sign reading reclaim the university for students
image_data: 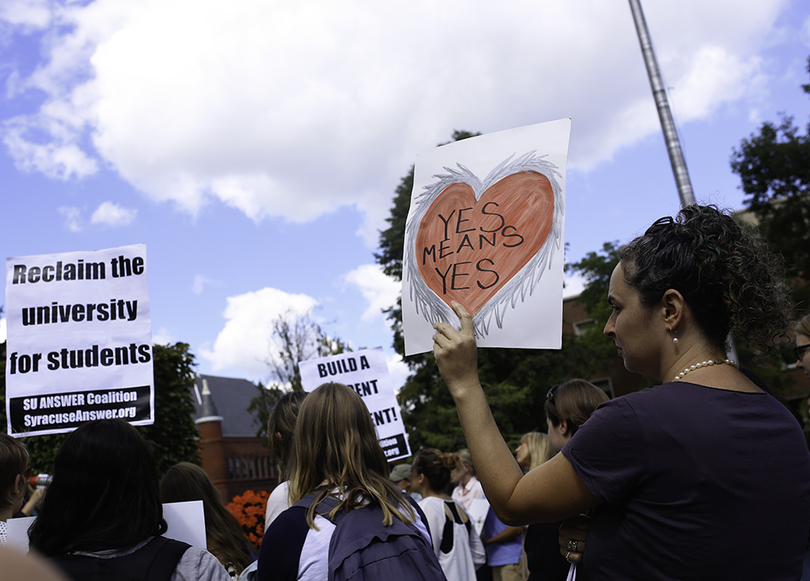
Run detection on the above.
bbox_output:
[5,245,153,436]
[299,347,411,461]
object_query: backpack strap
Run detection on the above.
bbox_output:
[146,537,191,581]
[292,490,344,523]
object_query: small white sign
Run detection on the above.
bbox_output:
[5,500,206,552]
[299,347,411,461]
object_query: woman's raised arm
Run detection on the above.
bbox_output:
[433,301,599,524]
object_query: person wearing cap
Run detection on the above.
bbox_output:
[390,463,421,501]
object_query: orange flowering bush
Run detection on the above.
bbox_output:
[227,489,270,549]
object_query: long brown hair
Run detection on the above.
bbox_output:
[0,434,27,512]
[545,379,609,437]
[288,382,415,528]
[160,463,253,573]
[267,391,306,479]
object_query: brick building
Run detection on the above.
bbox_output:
[191,373,278,503]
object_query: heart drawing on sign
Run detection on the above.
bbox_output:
[415,172,553,315]
[405,152,563,337]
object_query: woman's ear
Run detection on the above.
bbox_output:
[661,289,685,328]
[559,419,570,437]
[7,474,23,503]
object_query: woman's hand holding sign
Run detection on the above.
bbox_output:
[432,301,481,402]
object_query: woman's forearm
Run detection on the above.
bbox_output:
[434,302,600,524]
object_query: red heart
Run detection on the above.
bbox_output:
[414,171,554,316]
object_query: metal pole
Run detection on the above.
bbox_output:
[628,0,696,208]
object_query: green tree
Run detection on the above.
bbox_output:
[0,342,200,477]
[248,311,350,443]
[731,55,810,309]
[377,131,617,452]
[141,342,200,475]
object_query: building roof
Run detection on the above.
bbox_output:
[191,373,263,438]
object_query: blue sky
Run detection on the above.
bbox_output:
[2,0,810,388]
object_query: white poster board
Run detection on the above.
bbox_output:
[5,501,206,552]
[402,119,571,355]
[299,347,411,461]
[5,245,153,436]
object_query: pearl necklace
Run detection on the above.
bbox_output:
[675,358,739,381]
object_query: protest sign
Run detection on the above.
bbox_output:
[5,244,153,436]
[299,347,411,461]
[402,119,571,355]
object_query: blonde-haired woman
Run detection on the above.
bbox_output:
[258,382,442,581]
[515,432,552,473]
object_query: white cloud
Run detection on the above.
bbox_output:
[58,205,82,232]
[90,200,136,226]
[151,327,177,346]
[801,14,810,46]
[3,118,98,179]
[343,264,399,323]
[200,287,318,380]
[1,0,793,244]
[563,271,587,299]
[191,274,220,295]
[386,352,409,394]
[0,0,53,30]
[0,316,6,343]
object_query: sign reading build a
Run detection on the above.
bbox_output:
[5,245,153,436]
[299,347,411,461]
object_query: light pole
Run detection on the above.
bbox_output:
[629,0,696,208]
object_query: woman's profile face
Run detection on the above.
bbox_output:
[603,262,658,377]
[796,333,810,380]
[515,441,530,468]
[547,418,567,454]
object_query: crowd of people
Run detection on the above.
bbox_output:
[2,204,810,580]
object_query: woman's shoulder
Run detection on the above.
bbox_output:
[173,546,231,581]
[264,481,291,529]
[417,495,443,508]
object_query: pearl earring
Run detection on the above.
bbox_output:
[672,328,678,344]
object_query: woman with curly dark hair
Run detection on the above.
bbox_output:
[433,205,810,580]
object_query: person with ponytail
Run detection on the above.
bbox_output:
[410,448,485,581]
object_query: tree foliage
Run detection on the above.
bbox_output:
[377,131,617,452]
[731,55,810,310]
[141,342,200,475]
[248,311,350,443]
[0,342,200,477]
